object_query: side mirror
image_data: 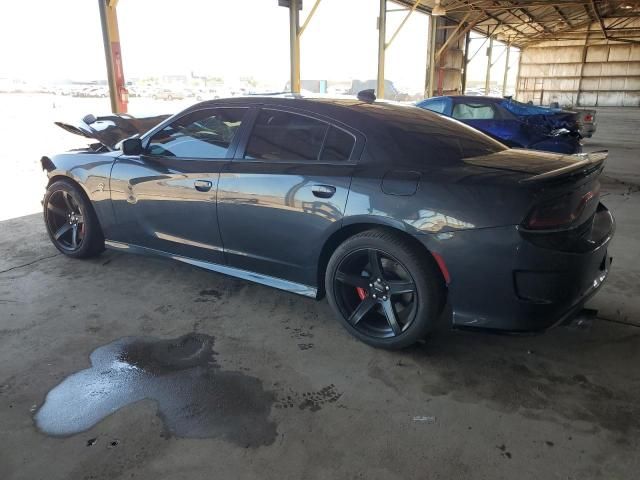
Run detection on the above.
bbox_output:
[122,137,143,156]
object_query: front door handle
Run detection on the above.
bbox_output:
[311,185,336,199]
[194,180,213,192]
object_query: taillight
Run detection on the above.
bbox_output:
[584,114,593,123]
[525,187,599,230]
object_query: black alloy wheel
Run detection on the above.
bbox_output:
[43,180,104,258]
[334,248,418,338]
[45,189,85,252]
[326,229,445,349]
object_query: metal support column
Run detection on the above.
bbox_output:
[515,48,523,100]
[376,0,387,99]
[426,14,437,98]
[98,0,127,113]
[577,27,591,106]
[289,0,301,94]
[461,31,470,95]
[484,36,493,96]
[502,44,510,97]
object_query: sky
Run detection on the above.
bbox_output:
[0,0,517,93]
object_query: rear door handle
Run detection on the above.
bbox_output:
[194,180,213,192]
[311,185,336,198]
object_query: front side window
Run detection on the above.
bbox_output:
[244,110,329,161]
[147,108,245,158]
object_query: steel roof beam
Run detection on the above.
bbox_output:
[591,0,609,40]
[553,5,573,27]
[446,1,593,13]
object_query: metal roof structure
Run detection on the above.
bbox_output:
[395,0,640,46]
[98,0,640,112]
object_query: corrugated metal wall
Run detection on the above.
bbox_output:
[516,20,640,107]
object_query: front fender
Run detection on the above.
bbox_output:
[41,151,119,236]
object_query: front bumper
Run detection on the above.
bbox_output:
[420,203,615,332]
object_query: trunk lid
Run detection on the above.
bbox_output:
[465,149,607,231]
[54,113,169,150]
[464,148,606,183]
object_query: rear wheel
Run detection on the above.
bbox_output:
[325,229,445,349]
[43,180,104,259]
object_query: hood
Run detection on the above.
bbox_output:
[464,149,607,182]
[55,113,170,150]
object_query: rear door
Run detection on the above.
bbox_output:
[109,107,248,264]
[217,107,360,287]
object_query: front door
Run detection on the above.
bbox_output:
[110,107,248,264]
[217,107,359,287]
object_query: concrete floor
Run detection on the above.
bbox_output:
[1,108,639,480]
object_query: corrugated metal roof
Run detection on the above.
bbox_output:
[395,0,640,47]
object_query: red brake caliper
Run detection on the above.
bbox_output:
[356,287,367,300]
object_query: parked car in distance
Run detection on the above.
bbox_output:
[417,96,583,154]
[152,88,185,100]
[72,86,109,98]
[42,95,613,349]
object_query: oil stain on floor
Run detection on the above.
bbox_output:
[34,333,277,447]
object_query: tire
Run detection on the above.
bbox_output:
[325,229,445,349]
[43,179,105,259]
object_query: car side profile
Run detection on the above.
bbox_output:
[41,96,614,349]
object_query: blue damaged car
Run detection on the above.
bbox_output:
[416,96,582,154]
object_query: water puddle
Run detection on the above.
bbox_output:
[34,333,277,446]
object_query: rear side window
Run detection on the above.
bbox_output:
[147,108,245,158]
[320,127,354,161]
[245,110,328,161]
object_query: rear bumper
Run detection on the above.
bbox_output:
[419,203,614,332]
[579,123,596,138]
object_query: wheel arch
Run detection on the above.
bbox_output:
[45,174,105,239]
[46,173,93,202]
[316,222,447,299]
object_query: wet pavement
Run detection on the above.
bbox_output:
[34,333,276,445]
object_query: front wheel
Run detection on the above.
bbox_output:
[325,229,445,349]
[43,179,104,259]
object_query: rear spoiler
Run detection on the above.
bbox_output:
[520,151,607,183]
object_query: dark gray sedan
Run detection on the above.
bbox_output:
[41,96,614,349]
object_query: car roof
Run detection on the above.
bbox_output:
[424,95,505,103]
[189,95,451,131]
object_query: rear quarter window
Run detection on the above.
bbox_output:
[418,98,447,114]
[320,127,354,161]
[383,106,506,163]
